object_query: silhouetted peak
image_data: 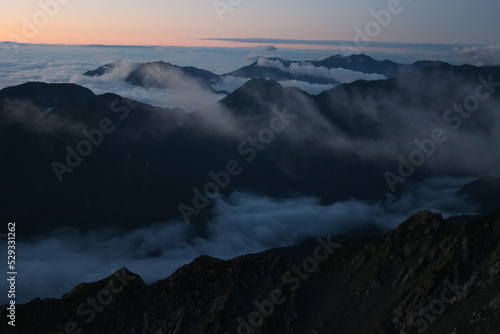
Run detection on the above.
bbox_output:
[347,53,376,61]
[218,78,286,115]
[0,82,95,108]
[83,61,123,76]
[60,267,143,302]
[398,210,445,233]
[240,77,284,94]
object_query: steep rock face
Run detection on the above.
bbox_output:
[1,255,298,334]
[141,255,298,334]
[291,210,500,334]
[2,211,500,333]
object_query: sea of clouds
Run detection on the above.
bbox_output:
[1,42,499,304]
[2,43,498,110]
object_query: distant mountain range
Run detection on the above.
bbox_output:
[225,54,442,83]
[310,54,443,77]
[2,60,500,236]
[224,57,342,85]
[2,210,500,333]
[83,54,443,91]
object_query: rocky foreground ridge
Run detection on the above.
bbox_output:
[2,210,500,333]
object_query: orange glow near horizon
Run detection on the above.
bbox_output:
[0,13,348,50]
[0,22,348,50]
[2,0,497,49]
[0,22,348,49]
[0,0,353,50]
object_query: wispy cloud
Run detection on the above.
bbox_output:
[245,45,278,61]
[451,45,500,66]
[1,177,475,304]
[70,60,226,111]
[202,38,476,53]
[257,58,387,83]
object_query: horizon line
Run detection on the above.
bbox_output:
[0,38,489,50]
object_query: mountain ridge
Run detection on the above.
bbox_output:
[2,210,499,333]
[223,53,444,83]
[81,54,445,93]
[2,59,500,235]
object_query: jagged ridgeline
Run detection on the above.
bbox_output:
[1,211,499,333]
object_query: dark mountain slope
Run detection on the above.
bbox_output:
[2,61,500,235]
[0,83,228,234]
[0,80,385,235]
[0,81,95,108]
[203,78,394,203]
[314,63,500,139]
[3,211,500,333]
[457,175,500,214]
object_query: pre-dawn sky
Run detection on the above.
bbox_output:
[1,0,500,47]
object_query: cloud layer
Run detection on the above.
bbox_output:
[257,58,387,83]
[451,45,500,66]
[1,177,477,304]
[245,45,278,61]
[70,61,226,111]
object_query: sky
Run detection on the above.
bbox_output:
[1,0,500,47]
